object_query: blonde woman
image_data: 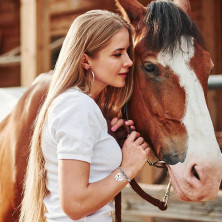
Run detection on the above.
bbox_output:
[20,10,150,222]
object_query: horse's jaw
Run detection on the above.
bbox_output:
[160,38,222,201]
[167,150,222,202]
[129,36,222,202]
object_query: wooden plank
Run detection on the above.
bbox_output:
[20,0,50,87]
[0,26,20,53]
[50,37,65,53]
[0,46,20,57]
[36,0,51,77]
[0,66,20,87]
[0,56,20,66]
[214,0,222,131]
[49,0,98,15]
[122,184,222,222]
[0,11,20,26]
[139,164,155,222]
[0,30,2,53]
[0,37,64,67]
[51,13,79,37]
[49,0,116,37]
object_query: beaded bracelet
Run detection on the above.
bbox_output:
[118,167,131,183]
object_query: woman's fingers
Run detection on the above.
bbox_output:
[127,131,140,142]
[125,120,135,131]
[110,117,119,127]
[111,119,124,132]
[141,142,149,150]
[110,117,136,133]
[125,120,134,126]
[134,137,144,145]
[144,147,151,156]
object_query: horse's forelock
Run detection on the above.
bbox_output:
[142,1,206,54]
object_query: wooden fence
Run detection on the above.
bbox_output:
[121,184,222,222]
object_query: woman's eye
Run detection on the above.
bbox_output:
[144,63,156,73]
[114,54,122,57]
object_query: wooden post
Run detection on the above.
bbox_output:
[214,0,222,130]
[201,0,222,131]
[20,0,50,87]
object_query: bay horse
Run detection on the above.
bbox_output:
[0,0,222,221]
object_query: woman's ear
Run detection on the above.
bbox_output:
[81,54,91,70]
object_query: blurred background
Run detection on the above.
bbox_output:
[0,0,221,130]
[0,1,221,222]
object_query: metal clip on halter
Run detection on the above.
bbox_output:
[147,159,167,168]
[163,179,172,207]
[147,159,172,207]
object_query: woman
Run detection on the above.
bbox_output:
[20,10,150,222]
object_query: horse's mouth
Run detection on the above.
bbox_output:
[167,165,192,201]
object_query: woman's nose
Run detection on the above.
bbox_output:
[124,53,133,67]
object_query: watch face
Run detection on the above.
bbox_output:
[115,172,125,181]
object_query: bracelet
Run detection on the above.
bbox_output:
[118,167,131,183]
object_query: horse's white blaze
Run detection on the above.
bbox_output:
[157,37,221,163]
[156,37,222,200]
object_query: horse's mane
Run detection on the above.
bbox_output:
[143,1,206,54]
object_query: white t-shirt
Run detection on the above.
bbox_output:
[41,87,122,222]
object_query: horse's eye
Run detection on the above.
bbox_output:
[144,63,156,73]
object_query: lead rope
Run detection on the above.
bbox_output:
[114,102,171,222]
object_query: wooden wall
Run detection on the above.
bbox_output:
[190,0,222,131]
[0,0,222,129]
[0,0,20,86]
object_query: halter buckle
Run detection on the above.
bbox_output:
[147,159,167,168]
[163,179,172,207]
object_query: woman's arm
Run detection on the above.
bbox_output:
[59,131,150,220]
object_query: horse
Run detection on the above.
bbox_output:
[117,0,222,201]
[0,0,222,221]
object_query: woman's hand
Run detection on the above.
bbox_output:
[110,117,135,133]
[108,117,150,179]
[108,117,135,147]
[120,131,151,180]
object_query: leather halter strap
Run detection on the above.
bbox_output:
[114,102,169,222]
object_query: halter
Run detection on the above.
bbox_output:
[114,102,172,222]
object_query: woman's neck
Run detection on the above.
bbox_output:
[89,81,107,100]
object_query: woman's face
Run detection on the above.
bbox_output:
[88,28,133,91]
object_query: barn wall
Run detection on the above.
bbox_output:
[0,0,221,128]
[189,0,222,131]
[0,0,20,86]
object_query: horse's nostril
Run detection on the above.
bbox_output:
[162,153,179,165]
[162,151,186,165]
[192,165,200,180]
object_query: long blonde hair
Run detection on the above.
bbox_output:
[19,10,134,222]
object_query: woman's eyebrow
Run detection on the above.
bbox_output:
[113,45,130,52]
[113,48,124,52]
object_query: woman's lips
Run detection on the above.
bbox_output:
[118,72,128,78]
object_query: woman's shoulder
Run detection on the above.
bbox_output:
[52,87,95,110]
[49,87,105,122]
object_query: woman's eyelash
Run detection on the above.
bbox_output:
[114,54,122,57]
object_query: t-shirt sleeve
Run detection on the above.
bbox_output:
[48,92,103,163]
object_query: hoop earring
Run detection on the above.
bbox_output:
[91,70,95,84]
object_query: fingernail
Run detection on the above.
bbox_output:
[111,127,115,131]
[125,120,129,124]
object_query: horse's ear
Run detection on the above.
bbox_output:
[173,0,191,15]
[115,0,147,31]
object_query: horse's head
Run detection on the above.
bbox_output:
[116,0,222,201]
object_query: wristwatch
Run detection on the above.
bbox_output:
[115,172,126,182]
